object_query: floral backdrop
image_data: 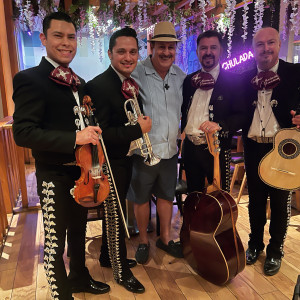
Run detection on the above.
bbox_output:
[12,0,299,73]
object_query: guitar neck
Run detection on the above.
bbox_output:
[206,131,221,192]
[213,155,221,190]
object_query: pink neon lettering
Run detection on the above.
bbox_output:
[221,51,254,69]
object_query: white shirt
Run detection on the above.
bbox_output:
[184,64,220,136]
[111,64,127,83]
[45,56,85,131]
[248,61,280,138]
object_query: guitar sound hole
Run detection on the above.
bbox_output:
[282,142,296,156]
[278,139,300,159]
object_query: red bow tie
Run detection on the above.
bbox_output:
[251,71,280,90]
[121,78,139,99]
[49,66,81,92]
[191,71,215,90]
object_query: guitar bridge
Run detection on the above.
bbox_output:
[271,167,295,176]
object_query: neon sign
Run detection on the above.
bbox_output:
[222,51,254,70]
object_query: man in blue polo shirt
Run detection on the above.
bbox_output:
[127,21,186,264]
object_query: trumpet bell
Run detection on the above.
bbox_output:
[144,154,161,166]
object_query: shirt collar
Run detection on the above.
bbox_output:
[144,55,177,76]
[45,56,60,68]
[257,60,279,74]
[111,64,127,82]
[202,64,220,82]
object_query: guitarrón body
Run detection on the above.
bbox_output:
[181,190,245,285]
[259,127,300,191]
[180,130,245,285]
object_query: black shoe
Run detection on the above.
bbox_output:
[71,278,110,294]
[117,276,145,294]
[264,257,281,276]
[135,243,150,264]
[156,238,184,258]
[246,248,262,265]
[100,258,137,269]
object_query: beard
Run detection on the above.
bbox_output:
[201,54,215,69]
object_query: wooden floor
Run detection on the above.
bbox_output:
[0,167,300,300]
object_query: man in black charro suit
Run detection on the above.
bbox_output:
[181,30,245,194]
[242,27,300,276]
[85,27,151,294]
[12,12,110,300]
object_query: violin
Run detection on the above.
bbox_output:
[73,96,110,207]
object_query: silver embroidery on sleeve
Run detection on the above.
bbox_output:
[102,163,123,280]
[279,192,292,257]
[223,149,231,192]
[41,181,59,300]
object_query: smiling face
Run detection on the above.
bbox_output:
[253,27,281,71]
[150,41,176,75]
[108,36,138,78]
[197,36,222,72]
[40,19,77,67]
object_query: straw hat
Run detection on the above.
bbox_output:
[148,21,180,42]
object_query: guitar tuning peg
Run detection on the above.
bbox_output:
[70,187,75,198]
[75,119,80,127]
[73,106,79,114]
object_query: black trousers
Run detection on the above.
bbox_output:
[100,156,133,281]
[183,138,231,193]
[243,137,291,259]
[36,163,89,300]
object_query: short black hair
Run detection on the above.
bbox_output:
[109,27,139,52]
[196,30,223,47]
[43,12,77,36]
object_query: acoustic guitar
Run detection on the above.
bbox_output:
[180,131,245,285]
[259,126,300,191]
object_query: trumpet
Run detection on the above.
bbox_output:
[124,95,160,166]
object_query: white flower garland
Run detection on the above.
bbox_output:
[87,8,97,53]
[198,0,207,31]
[114,0,121,11]
[14,0,24,31]
[216,13,229,34]
[180,15,188,73]
[138,0,143,28]
[78,8,85,46]
[224,0,236,58]
[290,0,300,34]
[143,1,149,27]
[189,0,196,6]
[124,0,131,15]
[95,17,104,62]
[23,0,35,32]
[253,0,264,35]
[241,0,249,42]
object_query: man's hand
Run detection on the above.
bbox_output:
[291,110,300,128]
[137,115,152,133]
[76,126,102,145]
[199,121,222,133]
